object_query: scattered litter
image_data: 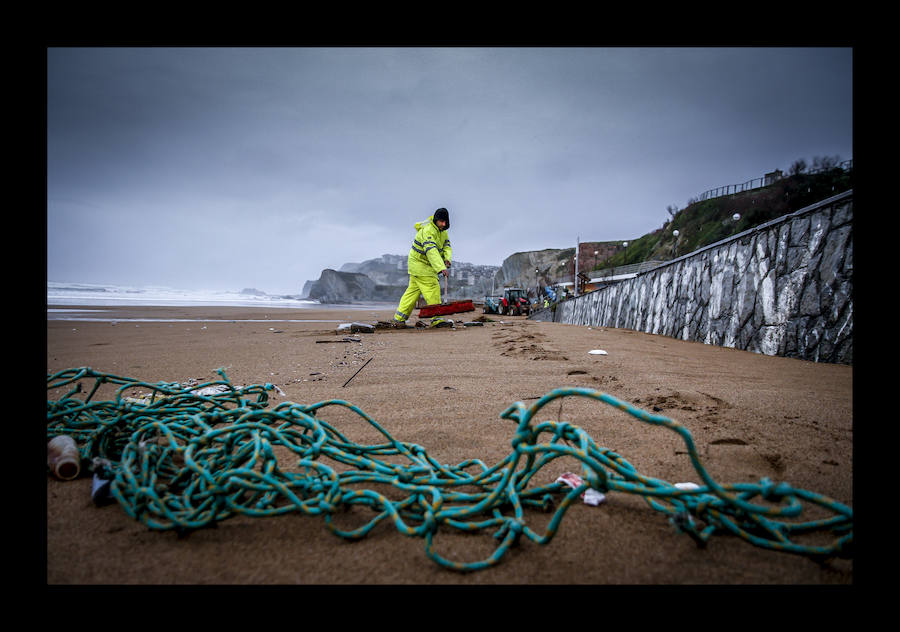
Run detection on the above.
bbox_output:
[674,482,701,491]
[462,321,484,327]
[555,472,606,506]
[588,349,608,355]
[91,459,115,506]
[46,368,856,570]
[47,435,81,481]
[556,472,582,488]
[349,322,375,334]
[337,323,352,331]
[191,384,232,397]
[375,320,406,329]
[316,336,361,344]
[342,356,374,388]
[583,489,605,506]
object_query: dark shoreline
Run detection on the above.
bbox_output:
[46,303,400,324]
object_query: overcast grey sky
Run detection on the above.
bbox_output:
[47,47,852,295]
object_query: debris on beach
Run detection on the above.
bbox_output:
[191,384,232,397]
[47,435,81,481]
[91,458,115,506]
[555,472,606,506]
[316,337,362,344]
[46,368,854,572]
[338,322,375,334]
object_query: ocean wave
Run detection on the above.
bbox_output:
[47,281,320,308]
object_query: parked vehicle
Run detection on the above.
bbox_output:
[483,295,503,314]
[498,287,530,316]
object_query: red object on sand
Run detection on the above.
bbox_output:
[418,300,475,318]
[418,274,474,318]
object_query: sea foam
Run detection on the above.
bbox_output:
[46,281,319,309]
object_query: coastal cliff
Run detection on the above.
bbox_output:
[492,248,574,292]
[305,269,405,304]
[303,255,500,303]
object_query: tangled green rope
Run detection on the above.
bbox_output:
[47,367,852,571]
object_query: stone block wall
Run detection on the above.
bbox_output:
[533,191,852,364]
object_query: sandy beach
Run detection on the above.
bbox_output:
[46,304,853,585]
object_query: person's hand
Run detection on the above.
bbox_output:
[444,260,451,267]
[441,269,449,278]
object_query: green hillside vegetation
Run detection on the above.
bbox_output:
[595,158,853,270]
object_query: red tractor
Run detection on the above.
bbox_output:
[499,287,530,316]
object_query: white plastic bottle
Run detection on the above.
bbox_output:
[47,435,81,480]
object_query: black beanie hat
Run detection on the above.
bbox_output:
[434,207,450,229]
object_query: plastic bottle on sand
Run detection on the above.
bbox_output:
[47,435,81,480]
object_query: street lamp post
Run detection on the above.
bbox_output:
[618,241,628,277]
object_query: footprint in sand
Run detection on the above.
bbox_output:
[494,327,566,361]
[704,440,787,478]
[634,390,732,423]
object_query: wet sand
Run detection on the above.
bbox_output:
[46,304,853,585]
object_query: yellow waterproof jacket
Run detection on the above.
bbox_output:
[407,215,452,277]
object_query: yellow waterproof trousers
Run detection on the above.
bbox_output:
[393,274,444,324]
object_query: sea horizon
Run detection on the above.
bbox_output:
[46,281,395,311]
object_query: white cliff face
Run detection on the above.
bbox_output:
[305,256,500,302]
[544,191,852,364]
[495,249,574,291]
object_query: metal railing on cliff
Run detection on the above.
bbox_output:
[693,160,853,203]
[591,260,667,279]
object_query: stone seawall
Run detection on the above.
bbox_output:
[532,191,853,364]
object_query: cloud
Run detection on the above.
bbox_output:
[47,47,853,295]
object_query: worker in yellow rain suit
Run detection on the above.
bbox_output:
[392,207,453,328]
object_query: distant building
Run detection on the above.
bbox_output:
[764,169,783,186]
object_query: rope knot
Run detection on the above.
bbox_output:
[304,444,322,460]
[671,509,707,548]
[494,517,525,545]
[511,427,536,451]
[759,477,790,500]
